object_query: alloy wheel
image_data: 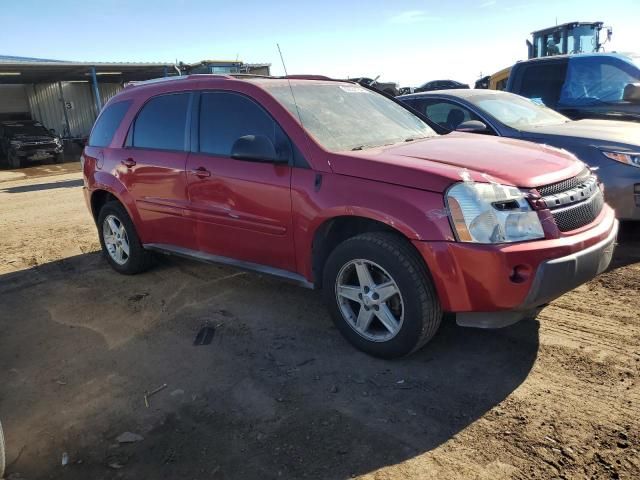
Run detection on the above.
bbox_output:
[335,259,404,342]
[102,214,130,266]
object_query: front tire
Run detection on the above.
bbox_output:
[323,232,442,358]
[97,201,153,274]
[0,419,5,479]
[54,152,65,164]
[7,151,20,169]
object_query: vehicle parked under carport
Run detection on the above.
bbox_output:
[0,120,64,169]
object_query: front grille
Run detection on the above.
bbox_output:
[21,142,57,152]
[536,167,604,232]
[552,190,605,232]
[537,167,591,197]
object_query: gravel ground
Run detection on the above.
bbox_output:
[0,164,638,479]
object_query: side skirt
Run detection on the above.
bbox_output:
[143,243,315,289]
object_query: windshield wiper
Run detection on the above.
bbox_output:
[351,143,390,151]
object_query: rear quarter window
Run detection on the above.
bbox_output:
[89,100,132,148]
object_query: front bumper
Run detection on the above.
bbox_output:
[13,146,63,161]
[456,220,617,328]
[520,221,616,309]
[413,206,618,328]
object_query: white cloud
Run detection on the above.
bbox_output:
[389,10,436,24]
[480,0,497,7]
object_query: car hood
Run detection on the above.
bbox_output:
[8,134,56,143]
[329,133,584,193]
[521,119,640,146]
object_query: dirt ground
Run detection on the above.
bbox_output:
[0,164,638,480]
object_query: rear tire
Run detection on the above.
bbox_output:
[323,232,442,358]
[7,151,20,169]
[97,201,153,275]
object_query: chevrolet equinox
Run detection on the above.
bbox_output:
[82,75,618,358]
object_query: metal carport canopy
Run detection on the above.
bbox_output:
[0,60,175,118]
[0,61,175,84]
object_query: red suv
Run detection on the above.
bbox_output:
[82,75,618,358]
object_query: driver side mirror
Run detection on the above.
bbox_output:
[456,120,490,134]
[623,83,640,103]
[230,135,284,163]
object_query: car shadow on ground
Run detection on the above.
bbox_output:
[1,251,539,479]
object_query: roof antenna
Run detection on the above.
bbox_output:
[277,43,304,127]
[277,43,290,76]
[275,43,322,167]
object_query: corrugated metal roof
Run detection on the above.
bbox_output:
[0,56,270,84]
[0,54,66,63]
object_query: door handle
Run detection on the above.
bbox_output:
[190,166,211,178]
[121,158,136,168]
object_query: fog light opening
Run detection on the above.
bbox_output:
[510,264,532,284]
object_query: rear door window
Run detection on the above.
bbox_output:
[198,92,291,162]
[89,100,131,148]
[133,93,190,151]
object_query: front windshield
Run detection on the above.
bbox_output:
[257,82,436,152]
[469,93,569,129]
[559,55,640,106]
[3,122,50,136]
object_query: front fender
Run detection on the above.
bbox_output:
[291,170,454,280]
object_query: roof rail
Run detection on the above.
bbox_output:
[124,73,345,89]
[283,74,333,80]
[125,75,190,88]
[186,74,234,79]
[125,73,237,88]
[230,73,272,79]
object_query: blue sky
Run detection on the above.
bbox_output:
[2,0,638,86]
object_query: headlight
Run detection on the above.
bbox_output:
[601,150,640,168]
[446,182,545,243]
[9,140,22,149]
[54,137,62,146]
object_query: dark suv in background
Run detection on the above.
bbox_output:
[506,53,640,122]
[348,77,399,96]
[0,120,64,168]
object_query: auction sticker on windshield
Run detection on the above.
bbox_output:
[339,86,367,93]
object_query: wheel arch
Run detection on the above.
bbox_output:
[90,189,119,222]
[89,173,143,239]
[309,215,425,289]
